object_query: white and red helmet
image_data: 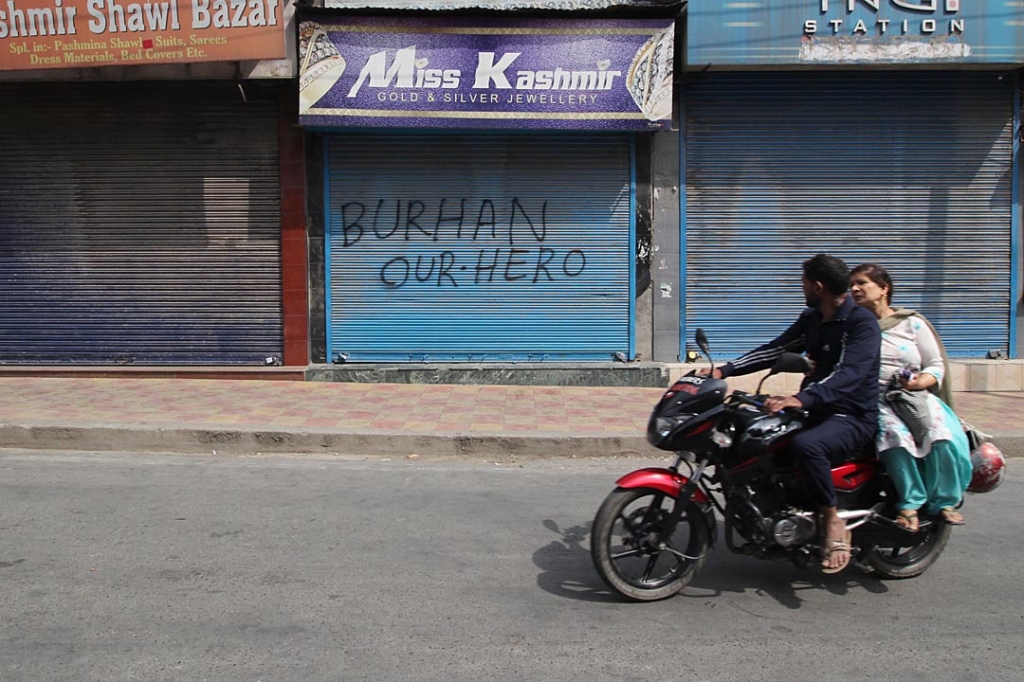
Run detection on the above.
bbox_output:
[967,442,1006,494]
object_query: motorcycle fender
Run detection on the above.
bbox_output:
[615,468,711,503]
[614,466,720,540]
[615,468,717,546]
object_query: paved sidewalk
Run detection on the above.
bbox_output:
[0,376,1021,459]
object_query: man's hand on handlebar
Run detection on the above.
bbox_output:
[763,395,803,414]
[697,368,724,379]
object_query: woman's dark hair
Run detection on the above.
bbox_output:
[850,262,893,305]
[803,253,850,296]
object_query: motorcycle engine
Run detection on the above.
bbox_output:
[765,511,818,548]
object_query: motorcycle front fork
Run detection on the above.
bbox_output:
[661,456,711,539]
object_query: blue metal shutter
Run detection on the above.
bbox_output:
[325,132,633,362]
[684,72,1013,358]
[0,83,283,365]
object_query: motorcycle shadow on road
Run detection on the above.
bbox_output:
[533,519,890,608]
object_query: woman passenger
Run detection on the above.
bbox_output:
[849,263,973,531]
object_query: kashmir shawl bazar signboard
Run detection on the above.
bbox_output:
[688,0,1024,65]
[298,16,674,130]
[324,0,657,7]
[0,0,286,71]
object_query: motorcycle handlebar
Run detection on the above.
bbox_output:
[729,392,808,419]
[730,392,764,409]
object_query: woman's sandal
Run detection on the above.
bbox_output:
[821,529,853,574]
[940,508,966,525]
[895,510,919,532]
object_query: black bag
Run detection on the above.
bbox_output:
[884,374,932,445]
[959,418,991,451]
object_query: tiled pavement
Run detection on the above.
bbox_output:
[0,376,1021,458]
[0,378,662,435]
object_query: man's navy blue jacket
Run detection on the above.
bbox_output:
[719,296,881,422]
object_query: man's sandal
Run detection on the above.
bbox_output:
[940,508,965,525]
[896,510,919,532]
[821,529,852,574]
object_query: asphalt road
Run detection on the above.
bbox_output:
[1,450,1021,682]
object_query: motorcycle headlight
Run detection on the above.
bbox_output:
[655,417,675,436]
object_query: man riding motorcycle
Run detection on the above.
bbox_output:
[706,253,881,573]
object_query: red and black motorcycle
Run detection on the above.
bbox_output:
[590,329,952,602]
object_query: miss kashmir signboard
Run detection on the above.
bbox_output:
[0,0,285,70]
[298,16,675,131]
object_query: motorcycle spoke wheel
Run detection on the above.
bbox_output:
[591,487,710,602]
[865,517,952,579]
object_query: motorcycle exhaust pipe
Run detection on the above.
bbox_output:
[837,509,875,530]
[839,507,936,533]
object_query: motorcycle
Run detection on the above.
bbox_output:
[590,329,952,602]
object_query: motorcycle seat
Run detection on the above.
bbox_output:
[833,447,877,464]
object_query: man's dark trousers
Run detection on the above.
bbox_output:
[789,414,877,508]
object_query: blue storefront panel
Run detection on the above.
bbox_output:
[0,83,283,365]
[325,131,635,362]
[683,72,1013,358]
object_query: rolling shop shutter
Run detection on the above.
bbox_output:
[0,83,282,365]
[325,132,633,362]
[684,72,1013,358]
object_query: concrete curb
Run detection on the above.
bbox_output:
[981,432,1024,459]
[0,424,664,460]
[2,424,1019,460]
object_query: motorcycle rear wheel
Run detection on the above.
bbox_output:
[591,486,710,602]
[864,516,952,579]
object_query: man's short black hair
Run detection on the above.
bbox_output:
[803,253,850,296]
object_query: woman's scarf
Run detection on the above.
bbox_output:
[879,308,954,408]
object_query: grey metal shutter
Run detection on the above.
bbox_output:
[684,72,1013,358]
[325,132,633,362]
[0,83,282,365]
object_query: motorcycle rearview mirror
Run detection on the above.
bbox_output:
[755,352,812,394]
[775,352,813,375]
[694,328,714,373]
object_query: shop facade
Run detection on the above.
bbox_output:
[299,8,680,365]
[682,0,1024,359]
[0,1,305,367]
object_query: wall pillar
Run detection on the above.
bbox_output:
[279,86,310,366]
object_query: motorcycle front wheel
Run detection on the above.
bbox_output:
[864,516,952,579]
[591,486,710,602]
